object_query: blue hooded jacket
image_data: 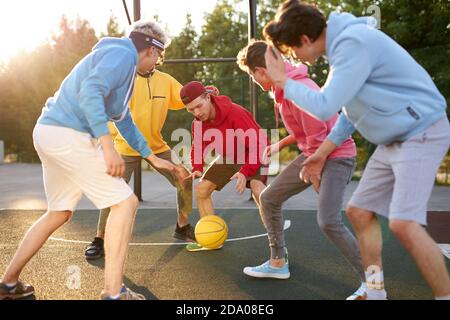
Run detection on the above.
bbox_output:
[38,37,151,157]
[284,12,447,145]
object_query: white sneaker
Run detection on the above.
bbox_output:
[346,284,367,300]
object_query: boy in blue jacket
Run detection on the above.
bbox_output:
[0,20,180,300]
[263,0,450,300]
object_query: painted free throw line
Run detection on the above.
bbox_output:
[48,219,292,246]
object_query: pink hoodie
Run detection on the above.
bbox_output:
[273,62,356,159]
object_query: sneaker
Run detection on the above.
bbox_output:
[0,280,35,300]
[85,237,104,260]
[186,243,223,252]
[101,286,146,300]
[173,223,196,242]
[346,284,368,300]
[243,260,290,279]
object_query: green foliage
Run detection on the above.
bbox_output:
[100,12,125,38]
[0,16,97,162]
[0,1,449,169]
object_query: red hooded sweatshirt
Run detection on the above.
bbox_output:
[273,62,356,158]
[191,95,268,177]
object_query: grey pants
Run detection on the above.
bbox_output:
[259,154,365,280]
[96,150,193,234]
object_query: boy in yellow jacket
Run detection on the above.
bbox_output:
[84,25,194,260]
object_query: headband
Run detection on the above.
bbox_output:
[129,31,165,52]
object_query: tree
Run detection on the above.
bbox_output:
[160,13,203,143]
[197,0,248,102]
[101,12,125,38]
[161,13,201,85]
[0,16,98,162]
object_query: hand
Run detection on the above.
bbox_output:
[188,170,203,181]
[147,154,193,188]
[174,165,192,190]
[147,154,176,172]
[264,46,288,89]
[230,172,246,195]
[300,154,326,193]
[103,148,125,177]
[262,143,280,165]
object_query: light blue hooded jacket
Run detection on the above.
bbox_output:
[38,37,151,157]
[284,12,447,146]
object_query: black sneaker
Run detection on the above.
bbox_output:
[173,223,196,242]
[85,237,104,260]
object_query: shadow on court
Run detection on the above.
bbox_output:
[0,209,449,300]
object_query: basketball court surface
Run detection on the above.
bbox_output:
[1,208,449,300]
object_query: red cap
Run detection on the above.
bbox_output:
[180,81,207,105]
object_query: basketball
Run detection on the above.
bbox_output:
[194,215,228,249]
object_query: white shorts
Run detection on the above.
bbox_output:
[348,116,450,225]
[33,124,134,211]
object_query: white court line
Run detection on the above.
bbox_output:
[0,207,310,212]
[48,220,291,246]
[438,244,450,260]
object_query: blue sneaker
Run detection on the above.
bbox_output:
[243,260,290,279]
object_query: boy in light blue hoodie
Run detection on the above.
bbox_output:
[0,20,182,300]
[263,0,450,300]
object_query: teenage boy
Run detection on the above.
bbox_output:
[237,40,366,300]
[263,0,450,300]
[0,20,180,300]
[85,21,194,261]
[181,81,268,251]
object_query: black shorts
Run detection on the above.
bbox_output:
[201,156,268,191]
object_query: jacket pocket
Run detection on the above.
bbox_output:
[354,104,421,145]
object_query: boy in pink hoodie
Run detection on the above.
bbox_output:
[237,40,366,300]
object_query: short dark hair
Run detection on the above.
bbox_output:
[236,40,268,73]
[263,0,326,53]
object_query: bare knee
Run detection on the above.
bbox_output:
[250,181,265,204]
[114,194,139,212]
[195,181,214,199]
[389,219,417,242]
[47,210,73,223]
[346,205,374,224]
[259,187,270,207]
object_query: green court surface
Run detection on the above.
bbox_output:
[0,209,449,300]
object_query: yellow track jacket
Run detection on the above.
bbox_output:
[109,70,184,156]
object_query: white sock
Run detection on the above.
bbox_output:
[366,287,387,300]
[365,270,384,290]
[109,292,121,299]
[364,269,386,299]
[5,281,18,288]
[435,294,450,300]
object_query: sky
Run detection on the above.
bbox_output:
[0,0,235,63]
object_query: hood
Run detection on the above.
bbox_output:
[93,37,138,60]
[197,95,233,127]
[270,61,309,128]
[326,12,374,55]
[273,61,309,102]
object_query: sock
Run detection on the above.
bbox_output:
[366,287,387,300]
[365,270,384,290]
[5,281,18,289]
[435,294,450,300]
[109,292,121,300]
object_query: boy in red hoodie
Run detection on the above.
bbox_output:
[180,81,268,251]
[237,40,366,300]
